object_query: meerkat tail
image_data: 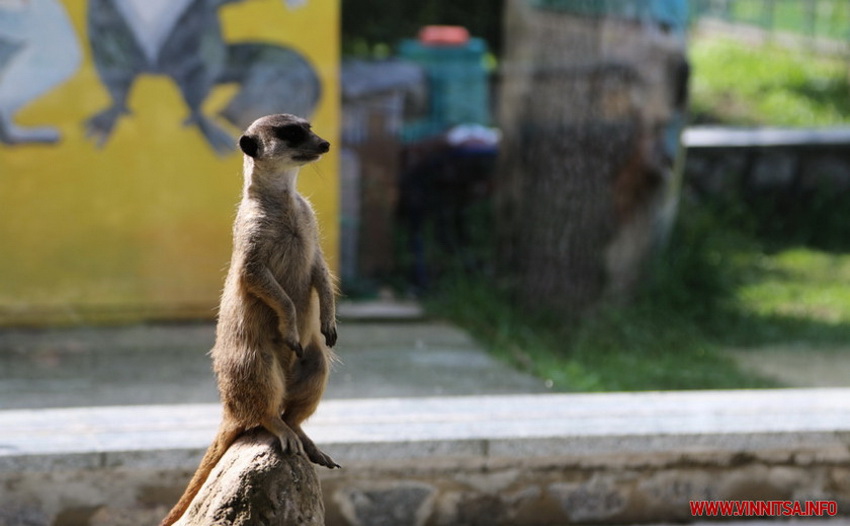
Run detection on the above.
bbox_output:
[159,419,243,526]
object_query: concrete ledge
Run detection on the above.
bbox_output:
[336,300,425,321]
[684,126,850,148]
[3,388,850,471]
[3,389,850,525]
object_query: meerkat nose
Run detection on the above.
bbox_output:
[318,141,330,153]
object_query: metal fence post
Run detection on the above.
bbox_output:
[762,0,774,31]
[806,0,818,38]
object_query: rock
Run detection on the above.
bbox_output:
[800,155,850,192]
[0,508,49,526]
[550,476,628,523]
[174,429,324,526]
[334,482,435,526]
[90,506,167,526]
[750,151,797,190]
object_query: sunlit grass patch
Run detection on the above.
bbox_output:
[689,38,850,126]
[727,248,850,345]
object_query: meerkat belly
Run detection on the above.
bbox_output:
[267,224,316,300]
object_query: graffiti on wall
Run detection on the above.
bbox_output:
[0,0,320,154]
[0,0,81,144]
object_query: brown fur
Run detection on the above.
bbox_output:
[161,114,338,526]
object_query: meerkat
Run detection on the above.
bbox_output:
[161,113,338,526]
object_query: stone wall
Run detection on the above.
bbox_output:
[2,443,849,526]
[321,449,850,526]
[683,127,850,201]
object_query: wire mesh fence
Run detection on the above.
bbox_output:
[691,0,850,41]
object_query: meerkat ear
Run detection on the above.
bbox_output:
[239,135,259,158]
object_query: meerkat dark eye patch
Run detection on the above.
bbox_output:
[274,124,308,144]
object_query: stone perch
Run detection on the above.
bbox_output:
[174,428,324,526]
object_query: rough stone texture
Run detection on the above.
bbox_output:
[550,476,629,523]
[0,507,50,526]
[319,456,850,525]
[332,481,435,526]
[750,151,798,190]
[174,429,324,526]
[5,454,850,526]
[800,155,850,192]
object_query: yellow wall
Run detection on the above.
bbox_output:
[0,0,339,325]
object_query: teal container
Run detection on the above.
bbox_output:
[398,37,490,142]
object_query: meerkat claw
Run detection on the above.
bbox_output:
[275,428,305,457]
[283,338,304,358]
[322,325,337,347]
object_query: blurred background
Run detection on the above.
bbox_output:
[340,0,850,393]
[2,0,850,398]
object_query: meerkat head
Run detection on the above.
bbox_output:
[238,114,330,169]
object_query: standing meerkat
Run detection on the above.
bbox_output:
[161,113,339,526]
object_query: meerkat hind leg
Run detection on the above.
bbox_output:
[281,339,338,468]
[261,415,305,456]
[289,422,340,469]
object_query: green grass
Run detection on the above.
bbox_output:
[740,250,850,324]
[689,38,850,126]
[719,248,850,347]
[425,198,850,392]
[425,205,775,391]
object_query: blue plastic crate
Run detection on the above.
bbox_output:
[398,38,490,142]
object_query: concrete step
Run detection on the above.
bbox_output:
[683,126,850,149]
[3,389,850,525]
[3,388,850,471]
[336,299,425,321]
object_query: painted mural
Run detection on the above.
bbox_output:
[0,0,339,325]
[0,0,81,144]
[85,0,320,154]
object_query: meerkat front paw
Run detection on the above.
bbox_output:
[280,325,304,358]
[284,337,304,358]
[321,323,337,347]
